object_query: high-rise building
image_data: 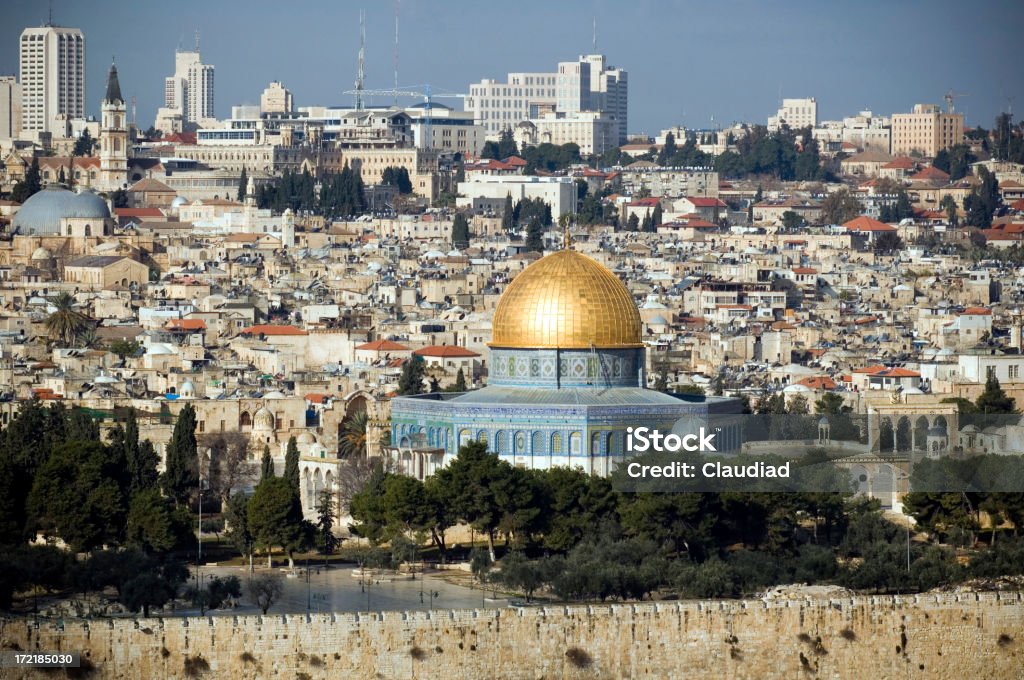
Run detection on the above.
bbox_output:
[890,104,963,158]
[0,76,22,140]
[260,81,294,114]
[18,24,85,136]
[159,47,215,129]
[768,98,817,131]
[466,54,628,147]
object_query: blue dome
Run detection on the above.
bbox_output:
[12,185,111,235]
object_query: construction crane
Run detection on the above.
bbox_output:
[944,90,968,114]
[341,84,466,148]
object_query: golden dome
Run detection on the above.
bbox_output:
[490,250,643,349]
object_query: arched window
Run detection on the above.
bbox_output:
[67,225,73,236]
[459,429,471,447]
[514,431,526,453]
[84,224,91,237]
[532,431,544,454]
[239,411,252,430]
[551,432,562,454]
[569,432,582,455]
[477,430,489,447]
[495,430,507,453]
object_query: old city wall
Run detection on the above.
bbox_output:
[2,592,1023,679]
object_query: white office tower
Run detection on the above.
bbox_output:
[19,24,86,136]
[768,98,818,132]
[160,45,215,128]
[0,77,21,140]
[466,54,628,146]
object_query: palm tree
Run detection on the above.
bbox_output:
[338,410,369,458]
[45,292,91,347]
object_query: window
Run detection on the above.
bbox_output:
[1010,365,1020,380]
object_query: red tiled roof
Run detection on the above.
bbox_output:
[628,197,661,207]
[356,339,410,352]
[115,208,165,217]
[882,156,916,170]
[843,216,896,232]
[684,196,727,208]
[240,324,307,336]
[962,307,992,316]
[413,345,480,358]
[792,267,817,275]
[305,393,330,404]
[875,367,921,378]
[166,318,206,331]
[796,376,839,390]
[853,364,888,374]
[910,166,950,181]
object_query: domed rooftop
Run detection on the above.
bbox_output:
[31,247,53,260]
[13,185,110,235]
[253,407,275,430]
[490,250,642,349]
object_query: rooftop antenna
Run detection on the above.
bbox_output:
[393,0,400,106]
[355,9,366,110]
[194,29,200,53]
[131,95,137,127]
[593,17,597,52]
[47,0,53,27]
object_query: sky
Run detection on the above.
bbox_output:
[2,0,1023,135]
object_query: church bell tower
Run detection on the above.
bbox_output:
[100,62,128,191]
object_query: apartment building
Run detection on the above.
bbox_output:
[890,104,963,157]
[768,97,817,131]
[19,25,85,136]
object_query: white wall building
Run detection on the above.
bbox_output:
[466,54,628,145]
[520,110,616,156]
[768,97,817,131]
[0,76,21,140]
[260,81,293,114]
[19,25,85,136]
[456,175,577,217]
[160,47,215,129]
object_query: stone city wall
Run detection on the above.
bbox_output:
[1,592,1023,679]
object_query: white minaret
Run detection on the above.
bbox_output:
[99,62,128,191]
[243,174,258,232]
[281,208,295,248]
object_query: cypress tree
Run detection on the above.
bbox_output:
[160,404,199,507]
[260,445,275,481]
[284,436,300,498]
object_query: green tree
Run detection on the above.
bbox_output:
[820,188,862,225]
[260,445,275,481]
[657,132,677,166]
[284,436,300,497]
[161,404,199,507]
[451,213,471,249]
[315,490,339,556]
[398,355,426,396]
[126,488,188,554]
[247,477,307,568]
[626,212,640,231]
[72,129,96,156]
[497,128,519,159]
[44,292,91,347]
[27,441,128,552]
[237,166,248,202]
[453,367,467,392]
[781,210,804,231]
[940,195,959,227]
[501,193,515,232]
[976,374,1017,414]
[873,230,905,255]
[108,339,141,359]
[525,216,544,252]
[339,410,369,458]
[224,491,254,562]
[12,157,42,204]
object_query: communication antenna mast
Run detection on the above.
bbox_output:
[194,29,201,53]
[393,0,400,106]
[593,17,597,52]
[355,9,366,111]
[131,95,137,127]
